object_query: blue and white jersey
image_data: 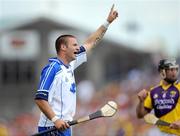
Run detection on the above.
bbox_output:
[35,46,87,127]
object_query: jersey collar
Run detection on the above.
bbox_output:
[49,57,70,68]
[159,80,179,91]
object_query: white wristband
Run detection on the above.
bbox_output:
[51,116,59,123]
[103,20,110,29]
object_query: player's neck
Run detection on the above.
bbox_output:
[162,79,172,86]
[57,54,70,66]
[162,80,169,86]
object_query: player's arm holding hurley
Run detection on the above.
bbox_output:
[35,67,69,131]
[83,4,118,52]
[35,99,69,130]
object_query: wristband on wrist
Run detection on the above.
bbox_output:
[51,116,59,123]
[103,20,110,29]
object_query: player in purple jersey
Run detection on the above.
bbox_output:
[136,58,180,135]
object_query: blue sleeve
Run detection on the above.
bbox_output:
[77,46,86,54]
[35,64,56,101]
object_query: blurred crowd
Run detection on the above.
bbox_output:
[0,56,180,136]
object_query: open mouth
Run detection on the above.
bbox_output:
[74,52,78,54]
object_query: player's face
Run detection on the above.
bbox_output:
[65,37,80,61]
[165,67,179,82]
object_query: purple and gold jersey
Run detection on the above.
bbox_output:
[144,80,180,135]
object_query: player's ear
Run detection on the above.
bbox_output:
[160,69,166,79]
[60,44,67,51]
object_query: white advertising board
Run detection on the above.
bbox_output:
[0,31,40,60]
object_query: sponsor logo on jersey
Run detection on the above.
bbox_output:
[154,98,175,110]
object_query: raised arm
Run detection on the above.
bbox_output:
[136,89,150,118]
[83,4,118,52]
